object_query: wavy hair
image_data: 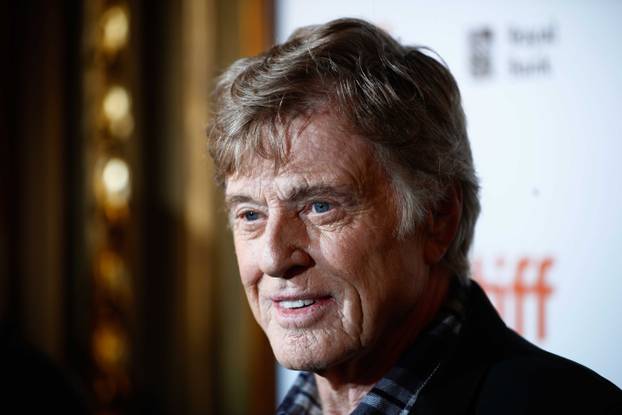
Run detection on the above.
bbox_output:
[208,18,480,279]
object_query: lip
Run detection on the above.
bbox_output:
[270,293,333,328]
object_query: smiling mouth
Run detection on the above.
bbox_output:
[272,296,332,327]
[279,299,316,309]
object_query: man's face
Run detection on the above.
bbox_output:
[225,111,430,371]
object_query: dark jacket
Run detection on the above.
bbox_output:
[416,282,622,414]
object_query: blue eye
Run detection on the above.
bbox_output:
[311,201,331,213]
[243,210,260,221]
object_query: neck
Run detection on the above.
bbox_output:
[314,267,452,414]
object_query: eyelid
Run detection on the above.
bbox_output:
[303,200,341,220]
[310,201,331,213]
[231,204,266,221]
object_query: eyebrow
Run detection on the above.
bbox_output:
[224,184,360,210]
[288,184,356,204]
[224,194,260,211]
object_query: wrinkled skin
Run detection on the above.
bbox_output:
[225,111,453,412]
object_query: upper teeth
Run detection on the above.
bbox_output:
[280,299,315,309]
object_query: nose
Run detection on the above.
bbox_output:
[259,212,314,279]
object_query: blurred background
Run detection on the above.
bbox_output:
[2,1,621,414]
[2,0,274,414]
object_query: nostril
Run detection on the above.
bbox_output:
[282,263,314,279]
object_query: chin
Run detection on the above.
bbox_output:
[270,331,354,373]
[272,341,328,372]
[277,355,329,372]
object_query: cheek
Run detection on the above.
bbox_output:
[233,240,268,323]
[315,224,416,336]
[314,231,383,327]
[233,238,261,288]
[317,225,392,291]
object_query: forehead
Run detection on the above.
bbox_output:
[225,112,379,194]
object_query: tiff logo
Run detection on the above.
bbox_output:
[472,256,554,340]
[469,27,494,78]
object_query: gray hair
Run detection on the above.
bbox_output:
[207,18,480,279]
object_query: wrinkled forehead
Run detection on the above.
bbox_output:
[223,110,371,185]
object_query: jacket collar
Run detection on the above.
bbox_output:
[414,281,509,414]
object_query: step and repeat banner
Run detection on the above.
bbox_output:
[275,0,622,398]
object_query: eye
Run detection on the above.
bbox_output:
[311,201,331,213]
[242,210,260,221]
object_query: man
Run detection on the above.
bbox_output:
[208,18,621,414]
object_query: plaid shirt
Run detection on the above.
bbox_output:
[276,279,469,415]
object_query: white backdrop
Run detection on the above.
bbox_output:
[275,0,622,400]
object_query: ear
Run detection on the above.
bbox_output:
[423,183,463,265]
